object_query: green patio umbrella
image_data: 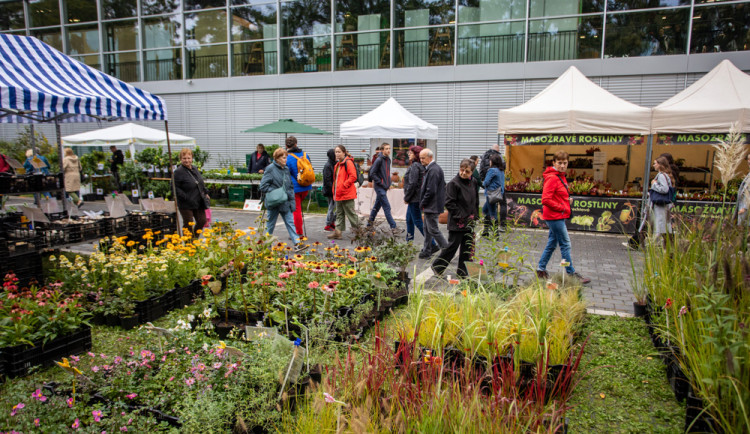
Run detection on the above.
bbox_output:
[242,119,332,138]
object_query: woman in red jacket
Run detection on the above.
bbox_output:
[328,145,360,239]
[536,151,590,284]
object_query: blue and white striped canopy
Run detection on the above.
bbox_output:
[0,34,167,124]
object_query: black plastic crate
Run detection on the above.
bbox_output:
[134,295,167,323]
[1,225,48,250]
[0,235,43,259]
[81,219,106,241]
[83,193,104,201]
[102,216,129,237]
[0,174,11,194]
[127,213,151,232]
[41,173,62,190]
[1,325,92,379]
[1,252,44,287]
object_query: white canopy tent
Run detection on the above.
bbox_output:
[62,123,195,159]
[652,59,750,134]
[498,66,652,135]
[340,97,439,140]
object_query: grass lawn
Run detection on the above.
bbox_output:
[568,315,684,433]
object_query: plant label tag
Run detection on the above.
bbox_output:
[97,163,105,171]
[148,191,155,199]
[132,189,139,197]
[96,188,104,195]
[243,200,262,211]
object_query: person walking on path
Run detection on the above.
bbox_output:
[536,151,591,284]
[285,136,312,237]
[173,148,210,235]
[367,143,403,235]
[646,156,675,241]
[328,145,359,239]
[323,148,337,232]
[249,143,271,174]
[479,144,507,232]
[62,148,83,207]
[432,159,479,278]
[403,145,430,243]
[24,149,52,202]
[260,148,308,252]
[109,145,124,189]
[419,148,448,259]
[482,154,505,236]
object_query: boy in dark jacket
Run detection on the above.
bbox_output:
[323,148,337,231]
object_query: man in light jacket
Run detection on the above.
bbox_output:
[367,143,403,235]
[418,149,448,259]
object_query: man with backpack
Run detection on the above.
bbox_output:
[285,136,314,237]
[367,143,403,235]
[479,144,507,233]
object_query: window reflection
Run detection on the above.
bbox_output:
[282,37,332,73]
[187,44,228,78]
[605,9,688,57]
[71,54,101,71]
[67,24,100,55]
[29,0,61,28]
[691,4,750,53]
[231,4,278,41]
[530,0,603,16]
[32,28,64,51]
[396,27,454,67]
[144,48,182,80]
[0,1,25,31]
[185,0,227,10]
[334,0,390,31]
[102,0,138,20]
[232,40,277,75]
[607,0,689,12]
[144,16,182,48]
[186,10,228,45]
[528,16,602,61]
[458,0,526,23]
[395,0,455,27]
[457,23,525,64]
[142,0,181,16]
[64,0,99,24]
[335,31,389,70]
[104,21,139,52]
[105,51,140,82]
[281,0,332,37]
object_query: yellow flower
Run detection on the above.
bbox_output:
[126,241,136,247]
[188,222,196,226]
[354,246,365,253]
[55,358,82,376]
[345,269,357,278]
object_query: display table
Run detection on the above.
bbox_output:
[355,187,407,220]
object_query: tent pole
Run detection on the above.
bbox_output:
[55,117,68,214]
[165,120,180,234]
[637,134,654,231]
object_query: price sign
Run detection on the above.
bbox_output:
[243,200,262,211]
[97,163,105,171]
[96,188,104,195]
[148,191,155,199]
[131,189,140,198]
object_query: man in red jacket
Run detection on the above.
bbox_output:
[536,151,591,284]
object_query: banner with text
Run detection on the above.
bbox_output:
[505,134,646,147]
[656,133,747,146]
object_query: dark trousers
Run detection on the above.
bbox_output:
[179,208,207,235]
[368,188,396,228]
[432,230,474,278]
[112,169,121,188]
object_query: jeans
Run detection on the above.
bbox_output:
[368,188,396,228]
[537,219,575,274]
[335,199,359,231]
[406,202,425,241]
[325,197,336,226]
[293,190,308,236]
[432,230,474,277]
[266,206,300,245]
[482,198,497,222]
[422,212,448,254]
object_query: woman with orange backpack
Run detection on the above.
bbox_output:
[285,136,313,236]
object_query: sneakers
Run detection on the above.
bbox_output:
[326,229,342,240]
[294,243,309,253]
[569,272,591,284]
[536,270,549,279]
[391,227,405,235]
[324,224,335,232]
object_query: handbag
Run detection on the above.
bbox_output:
[649,174,675,205]
[265,186,287,209]
[486,187,504,205]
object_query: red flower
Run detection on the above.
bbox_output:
[664,298,673,309]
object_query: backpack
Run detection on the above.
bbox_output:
[367,154,378,182]
[353,160,364,187]
[291,152,315,187]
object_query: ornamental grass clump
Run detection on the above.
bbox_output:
[712,121,747,202]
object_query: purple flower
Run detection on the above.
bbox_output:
[126,393,137,400]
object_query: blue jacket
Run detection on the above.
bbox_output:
[260,161,295,213]
[285,147,312,193]
[369,154,391,192]
[483,167,504,196]
[24,155,51,175]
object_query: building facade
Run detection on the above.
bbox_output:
[1,0,749,175]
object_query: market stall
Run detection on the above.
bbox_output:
[498,66,652,233]
[340,97,438,219]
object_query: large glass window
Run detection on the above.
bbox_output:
[282,37,332,73]
[104,20,139,52]
[102,0,138,20]
[185,0,227,10]
[395,0,455,28]
[232,40,277,75]
[144,48,182,80]
[142,0,181,16]
[607,0,689,12]
[458,0,526,23]
[64,0,99,24]
[335,0,390,31]
[530,0,603,16]
[144,16,182,48]
[396,27,454,67]
[231,4,277,41]
[186,9,228,44]
[31,28,64,51]
[604,9,688,57]
[691,4,750,53]
[29,0,61,28]
[528,16,602,61]
[0,1,25,32]
[105,51,140,82]
[457,22,525,64]
[67,24,100,55]
[335,31,389,70]
[71,54,100,70]
[281,0,332,37]
[187,44,228,78]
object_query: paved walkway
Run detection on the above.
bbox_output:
[8,198,639,315]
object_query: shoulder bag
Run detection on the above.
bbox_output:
[649,174,675,205]
[486,187,504,205]
[183,166,211,208]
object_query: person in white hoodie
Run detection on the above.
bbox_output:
[62,148,83,207]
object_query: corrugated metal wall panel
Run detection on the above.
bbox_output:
[600,75,645,105]
[454,81,493,164]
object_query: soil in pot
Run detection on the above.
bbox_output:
[212,319,236,339]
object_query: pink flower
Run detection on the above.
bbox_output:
[308,281,320,289]
[92,410,103,422]
[168,376,174,381]
[72,418,80,429]
[10,402,24,416]
[213,362,222,369]
[126,393,137,400]
[67,397,74,408]
[323,392,335,403]
[185,378,195,386]
[479,259,484,266]
[278,272,290,279]
[121,427,128,432]
[91,366,100,372]
[34,418,40,427]
[113,356,122,364]
[32,389,47,402]
[679,306,689,317]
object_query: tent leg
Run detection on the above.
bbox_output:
[55,118,67,214]
[636,134,654,234]
[165,121,180,234]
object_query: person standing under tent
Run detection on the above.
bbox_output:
[285,136,312,237]
[329,145,360,239]
[479,144,507,233]
[260,148,308,252]
[482,154,505,236]
[62,148,83,207]
[173,148,210,235]
[323,148,337,232]
[646,156,675,244]
[418,148,448,259]
[109,145,124,189]
[367,143,403,235]
[536,151,591,284]
[249,143,271,174]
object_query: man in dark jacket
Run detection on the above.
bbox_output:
[110,145,124,188]
[367,143,402,235]
[249,144,271,174]
[323,148,337,231]
[418,148,448,259]
[479,144,507,232]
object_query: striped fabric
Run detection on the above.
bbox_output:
[0,34,167,123]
